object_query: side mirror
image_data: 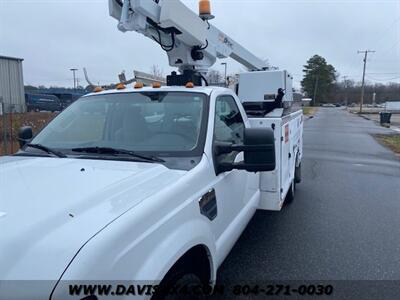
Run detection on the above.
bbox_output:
[18,126,33,148]
[214,128,276,174]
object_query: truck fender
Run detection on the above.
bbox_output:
[134,219,217,284]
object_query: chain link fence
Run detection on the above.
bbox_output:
[1,101,24,155]
[0,99,56,156]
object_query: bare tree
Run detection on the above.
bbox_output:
[150,65,164,78]
[206,69,224,85]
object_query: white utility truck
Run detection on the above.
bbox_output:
[0,0,303,299]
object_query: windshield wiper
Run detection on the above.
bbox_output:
[25,143,67,158]
[71,147,165,163]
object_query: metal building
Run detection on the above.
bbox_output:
[0,55,25,113]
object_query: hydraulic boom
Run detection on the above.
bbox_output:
[109,0,268,84]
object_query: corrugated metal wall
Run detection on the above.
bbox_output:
[0,57,25,113]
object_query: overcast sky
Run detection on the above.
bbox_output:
[1,0,399,89]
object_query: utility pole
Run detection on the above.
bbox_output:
[221,62,227,86]
[70,68,78,91]
[343,76,348,107]
[357,50,375,113]
[313,75,319,106]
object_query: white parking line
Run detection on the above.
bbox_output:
[391,126,400,133]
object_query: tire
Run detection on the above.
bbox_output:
[285,180,295,204]
[152,271,205,300]
[295,162,302,183]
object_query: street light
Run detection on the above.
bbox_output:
[221,62,227,86]
[70,68,78,91]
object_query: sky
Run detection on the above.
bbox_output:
[0,0,399,90]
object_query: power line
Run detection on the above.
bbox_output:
[374,17,400,49]
[378,39,400,58]
[366,75,400,81]
[367,72,400,75]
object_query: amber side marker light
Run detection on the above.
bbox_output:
[116,83,126,90]
[152,82,161,88]
[93,86,104,93]
[134,82,144,89]
[186,82,194,88]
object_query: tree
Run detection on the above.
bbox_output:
[328,81,400,105]
[206,69,223,85]
[24,85,38,92]
[150,65,164,78]
[301,55,337,105]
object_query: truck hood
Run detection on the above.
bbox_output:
[0,156,185,281]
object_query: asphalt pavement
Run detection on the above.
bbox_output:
[216,108,400,299]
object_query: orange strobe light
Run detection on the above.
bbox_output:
[199,0,214,20]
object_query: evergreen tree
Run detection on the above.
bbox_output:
[301,55,337,105]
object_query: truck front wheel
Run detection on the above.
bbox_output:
[152,271,205,300]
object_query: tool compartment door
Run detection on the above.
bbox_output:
[280,111,303,201]
[249,117,282,210]
[280,118,294,201]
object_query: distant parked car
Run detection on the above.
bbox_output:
[335,103,341,107]
[25,93,62,112]
[322,103,335,107]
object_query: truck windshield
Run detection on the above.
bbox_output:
[30,92,207,156]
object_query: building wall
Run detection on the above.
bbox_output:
[0,56,25,113]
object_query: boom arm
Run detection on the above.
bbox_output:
[109,0,268,75]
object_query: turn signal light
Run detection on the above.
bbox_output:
[116,83,126,90]
[152,82,161,88]
[186,82,194,88]
[134,82,144,89]
[93,86,103,93]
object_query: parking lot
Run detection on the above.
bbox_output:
[216,108,400,298]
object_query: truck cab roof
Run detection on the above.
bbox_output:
[84,85,231,98]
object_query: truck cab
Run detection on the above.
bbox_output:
[2,85,296,299]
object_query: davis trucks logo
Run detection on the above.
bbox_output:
[218,33,233,48]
